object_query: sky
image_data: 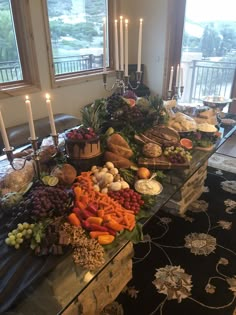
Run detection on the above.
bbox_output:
[186,0,236,22]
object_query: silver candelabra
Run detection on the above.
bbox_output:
[3,134,59,179]
[103,70,142,95]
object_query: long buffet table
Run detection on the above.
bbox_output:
[1,124,235,315]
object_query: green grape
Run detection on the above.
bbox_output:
[22,230,27,236]
[30,224,35,229]
[14,244,20,249]
[16,233,23,239]
[17,223,24,231]
[12,229,18,235]
[27,229,32,235]
[10,239,16,246]
[16,238,23,244]
[9,235,16,241]
[5,238,11,245]
[23,222,29,229]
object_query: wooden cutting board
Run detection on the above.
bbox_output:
[138,156,190,169]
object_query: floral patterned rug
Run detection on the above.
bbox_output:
[114,168,236,315]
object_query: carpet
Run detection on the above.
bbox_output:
[208,154,236,174]
[112,169,236,315]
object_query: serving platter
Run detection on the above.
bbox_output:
[138,156,190,169]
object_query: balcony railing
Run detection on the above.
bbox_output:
[182,60,236,103]
[0,54,103,83]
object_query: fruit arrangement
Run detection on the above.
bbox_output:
[65,126,97,141]
[163,146,192,164]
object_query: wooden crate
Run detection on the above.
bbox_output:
[163,162,208,215]
[62,242,133,315]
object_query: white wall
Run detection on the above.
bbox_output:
[1,0,168,128]
[119,0,168,95]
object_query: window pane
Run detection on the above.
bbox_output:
[0,0,23,83]
[46,0,108,76]
[180,0,236,106]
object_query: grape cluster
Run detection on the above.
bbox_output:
[106,93,129,119]
[5,222,34,249]
[28,186,69,218]
[8,185,70,229]
[164,146,192,164]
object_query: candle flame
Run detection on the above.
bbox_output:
[45,93,50,100]
[115,19,118,23]
[120,16,123,20]
[140,18,143,23]
[25,95,29,100]
[125,19,128,24]
[103,17,106,23]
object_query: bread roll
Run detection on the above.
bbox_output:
[107,133,133,158]
[104,151,134,168]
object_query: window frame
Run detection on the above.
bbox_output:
[41,0,116,88]
[0,0,41,99]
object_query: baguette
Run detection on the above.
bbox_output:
[104,151,135,168]
[107,133,133,158]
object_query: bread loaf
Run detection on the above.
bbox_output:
[107,133,133,158]
[104,151,134,168]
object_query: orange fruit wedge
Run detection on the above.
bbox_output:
[180,138,193,150]
[127,98,136,107]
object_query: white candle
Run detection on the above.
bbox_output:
[103,17,107,73]
[176,64,180,87]
[180,66,184,86]
[137,18,143,73]
[25,95,36,140]
[120,16,124,71]
[124,19,128,77]
[0,109,10,150]
[45,94,57,136]
[114,19,119,71]
[168,66,174,91]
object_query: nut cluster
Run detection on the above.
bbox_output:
[61,223,105,270]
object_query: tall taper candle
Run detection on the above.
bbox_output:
[114,19,119,71]
[0,109,10,150]
[168,66,174,91]
[180,66,184,86]
[176,64,180,87]
[124,19,128,76]
[137,18,143,73]
[45,94,57,136]
[120,16,124,71]
[103,17,107,72]
[25,95,36,140]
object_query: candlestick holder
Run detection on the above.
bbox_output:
[51,133,59,149]
[172,86,184,100]
[3,147,28,171]
[29,137,41,180]
[102,70,142,95]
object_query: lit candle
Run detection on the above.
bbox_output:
[0,109,10,150]
[120,16,124,71]
[168,66,174,91]
[124,19,128,77]
[137,18,143,73]
[45,94,57,136]
[25,95,36,140]
[114,19,119,71]
[103,17,107,73]
[176,64,180,87]
[180,66,184,86]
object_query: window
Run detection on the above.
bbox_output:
[180,0,236,106]
[43,0,113,86]
[0,0,40,99]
